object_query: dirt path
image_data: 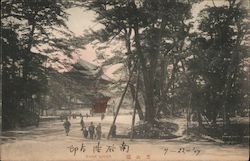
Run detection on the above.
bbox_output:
[1,115,249,161]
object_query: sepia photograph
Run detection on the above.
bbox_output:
[1,0,249,161]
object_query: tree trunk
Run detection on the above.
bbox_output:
[143,78,156,122]
[131,1,166,123]
[130,66,140,139]
[197,109,203,128]
[23,21,36,81]
[159,57,167,114]
[133,23,156,123]
[130,84,144,120]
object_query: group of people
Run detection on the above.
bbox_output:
[82,120,102,140]
[63,117,102,140]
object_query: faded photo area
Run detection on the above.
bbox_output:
[1,0,249,161]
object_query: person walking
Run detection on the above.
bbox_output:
[63,117,71,136]
[101,113,105,120]
[80,117,85,130]
[96,123,102,140]
[83,127,88,138]
[88,122,95,139]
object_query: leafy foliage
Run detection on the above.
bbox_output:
[188,0,249,125]
[1,0,80,130]
[82,0,195,122]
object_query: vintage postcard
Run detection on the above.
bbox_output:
[1,0,249,161]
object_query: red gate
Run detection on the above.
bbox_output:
[92,97,111,113]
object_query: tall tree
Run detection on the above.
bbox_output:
[1,0,79,129]
[82,0,194,123]
[188,0,249,127]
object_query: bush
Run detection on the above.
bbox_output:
[128,121,178,139]
[18,110,39,128]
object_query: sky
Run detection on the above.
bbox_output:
[51,0,239,76]
[65,0,228,35]
[66,8,99,36]
[44,8,102,73]
[57,7,125,79]
[65,8,98,64]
